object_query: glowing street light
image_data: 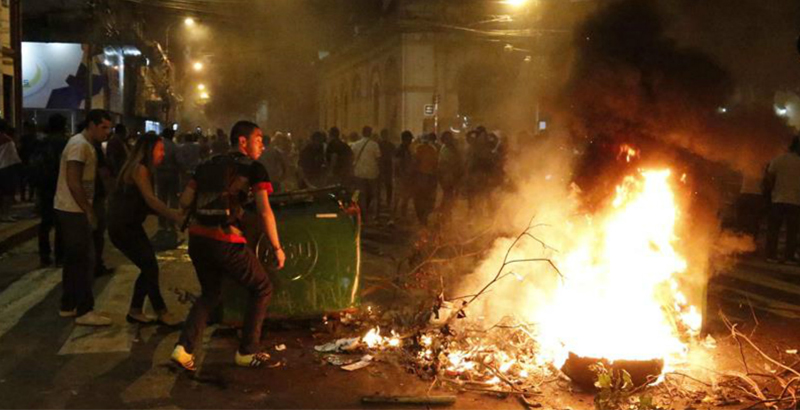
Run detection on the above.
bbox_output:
[184,17,196,27]
[502,0,528,7]
[200,92,210,100]
[192,61,204,71]
[197,84,206,91]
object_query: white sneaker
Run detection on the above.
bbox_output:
[171,345,196,371]
[74,311,112,326]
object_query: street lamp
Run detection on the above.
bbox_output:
[502,0,528,6]
[192,61,204,71]
[165,17,198,56]
[197,83,206,91]
[200,91,210,100]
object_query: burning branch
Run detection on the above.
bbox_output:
[452,220,562,322]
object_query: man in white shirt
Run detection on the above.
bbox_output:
[349,126,381,223]
[765,136,800,263]
[55,109,112,326]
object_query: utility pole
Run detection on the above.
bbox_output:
[10,0,21,130]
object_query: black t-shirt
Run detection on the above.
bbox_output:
[190,152,273,225]
[326,138,353,178]
[230,152,273,194]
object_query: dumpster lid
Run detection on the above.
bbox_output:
[269,185,352,206]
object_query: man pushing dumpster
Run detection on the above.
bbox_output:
[172,120,286,370]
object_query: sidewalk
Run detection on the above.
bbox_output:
[0,202,39,254]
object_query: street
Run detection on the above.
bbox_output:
[1,210,800,409]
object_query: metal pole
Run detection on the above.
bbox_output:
[10,0,21,129]
[84,44,93,114]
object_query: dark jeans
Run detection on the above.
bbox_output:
[414,173,438,226]
[157,174,179,230]
[109,223,167,312]
[378,171,393,211]
[178,235,273,355]
[353,177,379,223]
[93,198,107,270]
[37,190,62,263]
[766,202,800,260]
[440,182,458,224]
[57,210,95,315]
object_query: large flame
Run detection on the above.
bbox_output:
[536,169,700,368]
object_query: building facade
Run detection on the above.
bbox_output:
[318,0,592,138]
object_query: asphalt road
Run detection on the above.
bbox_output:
[3,217,800,409]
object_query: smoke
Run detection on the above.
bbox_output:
[451,0,783,333]
[563,0,794,181]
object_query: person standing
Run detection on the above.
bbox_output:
[55,109,112,326]
[0,119,21,222]
[437,131,463,224]
[325,127,353,188]
[106,124,130,179]
[176,132,201,190]
[298,131,328,189]
[765,136,800,264]
[109,133,184,326]
[414,133,439,226]
[393,131,415,220]
[91,127,114,278]
[377,129,395,216]
[172,121,285,370]
[156,129,180,231]
[31,115,68,266]
[18,121,38,202]
[350,126,381,223]
[257,133,288,193]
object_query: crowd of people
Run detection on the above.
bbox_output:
[260,124,510,227]
[0,108,520,369]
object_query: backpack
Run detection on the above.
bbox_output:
[192,154,251,226]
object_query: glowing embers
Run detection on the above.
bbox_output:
[537,169,700,373]
[618,144,640,162]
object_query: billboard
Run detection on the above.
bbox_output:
[22,42,109,110]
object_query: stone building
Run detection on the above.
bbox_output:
[318,0,595,138]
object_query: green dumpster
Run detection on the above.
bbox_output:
[219,186,361,324]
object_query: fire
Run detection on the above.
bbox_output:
[618,144,639,162]
[361,327,402,349]
[536,169,699,368]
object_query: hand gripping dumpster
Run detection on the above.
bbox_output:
[218,186,361,324]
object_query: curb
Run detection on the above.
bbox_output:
[0,221,40,255]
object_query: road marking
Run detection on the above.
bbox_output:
[722,269,800,297]
[711,283,800,319]
[0,267,61,339]
[58,264,140,355]
[121,326,217,405]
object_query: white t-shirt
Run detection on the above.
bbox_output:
[768,152,800,205]
[54,133,97,213]
[350,137,381,180]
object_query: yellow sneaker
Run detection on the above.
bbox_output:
[171,345,196,371]
[234,350,271,368]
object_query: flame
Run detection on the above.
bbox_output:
[536,169,699,368]
[361,327,402,350]
[618,144,639,162]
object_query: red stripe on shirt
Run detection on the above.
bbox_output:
[188,225,247,244]
[253,182,273,194]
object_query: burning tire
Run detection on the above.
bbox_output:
[561,352,664,390]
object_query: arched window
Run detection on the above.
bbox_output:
[372,83,380,127]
